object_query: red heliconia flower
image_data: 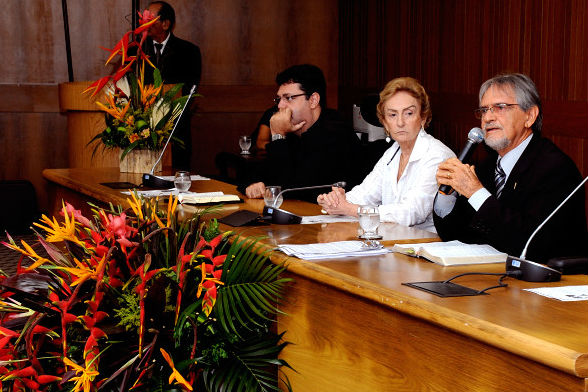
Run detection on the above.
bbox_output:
[36,374,62,384]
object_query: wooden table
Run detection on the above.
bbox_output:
[43,168,588,391]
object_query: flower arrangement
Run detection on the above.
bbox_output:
[85,10,191,160]
[0,196,293,391]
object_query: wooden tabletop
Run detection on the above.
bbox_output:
[43,167,588,381]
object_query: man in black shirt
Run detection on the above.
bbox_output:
[245,64,364,202]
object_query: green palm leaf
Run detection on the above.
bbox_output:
[201,332,292,392]
[215,236,292,337]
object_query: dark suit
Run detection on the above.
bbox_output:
[143,35,202,170]
[433,135,588,263]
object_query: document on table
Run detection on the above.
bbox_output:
[300,215,357,225]
[158,175,210,181]
[524,285,588,301]
[277,240,391,260]
[121,190,222,198]
[301,215,358,224]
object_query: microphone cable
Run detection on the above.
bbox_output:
[442,271,516,294]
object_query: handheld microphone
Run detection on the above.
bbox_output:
[506,175,588,282]
[263,182,346,224]
[142,84,198,188]
[439,127,485,195]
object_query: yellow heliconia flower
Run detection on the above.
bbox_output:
[63,357,100,392]
[127,192,144,220]
[33,208,85,246]
[137,77,163,109]
[152,195,178,229]
[56,255,108,287]
[2,238,52,271]
[96,93,130,121]
[160,348,193,391]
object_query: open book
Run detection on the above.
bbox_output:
[392,240,507,266]
[178,192,241,205]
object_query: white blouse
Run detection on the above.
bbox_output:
[346,130,455,232]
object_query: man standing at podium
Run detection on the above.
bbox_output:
[143,1,202,171]
[434,73,587,262]
[244,64,364,202]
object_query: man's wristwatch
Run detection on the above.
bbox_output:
[271,134,285,141]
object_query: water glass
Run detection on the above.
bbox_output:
[358,205,381,239]
[264,185,283,208]
[239,135,252,155]
[174,171,192,192]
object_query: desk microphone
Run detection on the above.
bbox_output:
[263,182,346,224]
[142,84,197,188]
[439,127,485,195]
[506,175,588,282]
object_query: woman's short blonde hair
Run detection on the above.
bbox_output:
[376,77,432,128]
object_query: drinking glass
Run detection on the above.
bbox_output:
[358,205,381,239]
[264,186,283,208]
[174,171,192,192]
[239,135,252,155]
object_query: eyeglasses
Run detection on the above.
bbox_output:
[474,103,520,119]
[273,93,307,105]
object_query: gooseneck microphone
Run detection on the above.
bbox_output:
[275,181,346,202]
[142,84,198,189]
[506,175,588,282]
[439,127,486,195]
[263,182,346,224]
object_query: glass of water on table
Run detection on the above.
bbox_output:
[358,205,382,239]
[239,135,252,155]
[174,171,192,192]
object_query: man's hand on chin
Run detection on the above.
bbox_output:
[270,108,306,135]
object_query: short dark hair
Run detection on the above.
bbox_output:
[275,64,327,108]
[150,1,175,30]
[479,73,543,134]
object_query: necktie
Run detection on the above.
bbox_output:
[154,43,163,68]
[494,158,506,198]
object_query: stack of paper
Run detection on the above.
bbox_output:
[277,240,390,260]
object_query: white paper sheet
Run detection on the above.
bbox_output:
[301,215,358,224]
[524,285,588,301]
[277,240,390,260]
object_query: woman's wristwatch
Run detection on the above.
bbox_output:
[271,133,285,141]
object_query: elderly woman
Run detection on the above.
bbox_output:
[317,77,455,232]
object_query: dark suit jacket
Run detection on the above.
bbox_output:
[142,34,201,170]
[433,135,588,263]
[143,34,201,94]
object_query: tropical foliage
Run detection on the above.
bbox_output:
[85,9,193,159]
[0,195,293,391]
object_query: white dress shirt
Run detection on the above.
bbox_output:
[468,134,533,210]
[346,130,455,232]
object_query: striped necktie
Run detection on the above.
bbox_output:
[494,158,506,198]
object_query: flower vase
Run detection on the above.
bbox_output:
[119,149,162,173]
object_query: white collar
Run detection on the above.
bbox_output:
[498,134,533,177]
[391,129,429,163]
[154,33,171,52]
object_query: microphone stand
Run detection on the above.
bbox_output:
[142,85,197,188]
[506,175,588,282]
[263,182,346,224]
